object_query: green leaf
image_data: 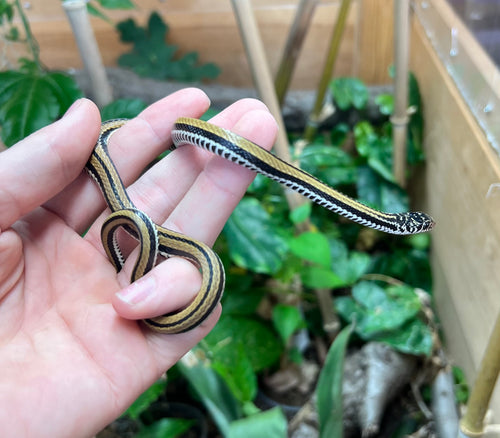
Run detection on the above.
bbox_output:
[223,198,289,274]
[372,318,433,356]
[316,324,352,438]
[177,361,241,436]
[375,93,394,115]
[204,315,283,373]
[329,238,371,285]
[228,407,288,438]
[288,231,331,268]
[300,265,347,289]
[289,202,311,225]
[125,379,167,420]
[356,166,409,213]
[335,281,434,356]
[0,69,82,146]
[370,248,432,291]
[212,345,257,403]
[272,304,305,344]
[354,121,395,183]
[98,0,135,9]
[329,77,369,110]
[100,98,147,120]
[136,418,195,438]
[299,143,356,187]
[116,12,220,81]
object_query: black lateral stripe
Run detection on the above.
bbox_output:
[175,123,398,232]
[146,232,224,331]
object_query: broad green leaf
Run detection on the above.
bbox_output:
[299,143,356,187]
[316,324,352,438]
[300,265,347,289]
[354,121,395,183]
[329,238,371,285]
[212,346,257,403]
[375,93,394,115]
[370,248,432,291]
[371,318,433,356]
[329,77,369,110]
[0,69,82,146]
[289,202,311,225]
[272,304,305,344]
[136,418,195,438]
[288,231,331,268]
[101,98,147,120]
[223,198,289,274]
[334,281,434,356]
[356,166,409,213]
[177,361,241,436]
[228,407,287,438]
[203,315,283,372]
[117,12,220,81]
[125,379,167,420]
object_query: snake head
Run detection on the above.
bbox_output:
[397,212,435,234]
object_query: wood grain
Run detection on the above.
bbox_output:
[8,0,397,88]
[411,11,500,422]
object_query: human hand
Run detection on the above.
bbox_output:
[0,88,278,437]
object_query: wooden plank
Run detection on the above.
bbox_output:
[411,11,500,422]
[356,0,394,84]
[10,0,393,88]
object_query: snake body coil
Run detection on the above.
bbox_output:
[86,117,434,334]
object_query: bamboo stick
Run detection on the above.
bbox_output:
[63,0,112,107]
[230,0,304,211]
[459,312,500,437]
[303,0,351,143]
[274,0,319,107]
[392,0,410,187]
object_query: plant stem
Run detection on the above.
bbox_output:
[274,0,318,107]
[14,0,40,66]
[459,311,500,436]
[303,0,351,143]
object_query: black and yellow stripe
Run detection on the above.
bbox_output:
[172,118,435,235]
[86,116,434,334]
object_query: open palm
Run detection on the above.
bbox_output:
[0,88,277,438]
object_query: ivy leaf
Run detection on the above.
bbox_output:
[0,66,82,146]
[223,198,289,274]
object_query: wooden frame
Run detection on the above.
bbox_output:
[18,0,394,88]
[410,0,500,422]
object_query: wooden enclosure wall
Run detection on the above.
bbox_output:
[410,1,500,422]
[17,0,394,88]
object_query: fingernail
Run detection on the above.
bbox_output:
[63,99,83,118]
[116,276,156,305]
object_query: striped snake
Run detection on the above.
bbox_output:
[86,117,434,334]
